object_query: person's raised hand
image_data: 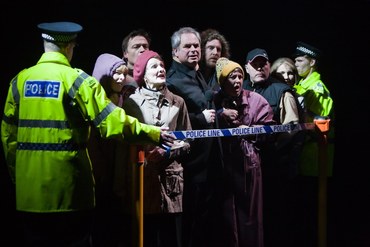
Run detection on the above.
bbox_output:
[202,109,215,124]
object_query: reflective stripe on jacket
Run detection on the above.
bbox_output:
[1,52,160,212]
[294,71,333,118]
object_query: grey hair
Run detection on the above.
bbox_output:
[44,40,67,51]
[170,27,201,56]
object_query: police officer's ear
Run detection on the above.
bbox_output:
[63,42,78,61]
[67,42,78,50]
[309,58,317,67]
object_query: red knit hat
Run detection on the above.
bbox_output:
[133,50,160,86]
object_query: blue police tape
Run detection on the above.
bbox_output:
[169,123,315,140]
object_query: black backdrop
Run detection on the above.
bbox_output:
[1,0,370,246]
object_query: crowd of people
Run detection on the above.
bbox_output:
[1,21,334,247]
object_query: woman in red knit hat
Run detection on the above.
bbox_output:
[123,50,192,247]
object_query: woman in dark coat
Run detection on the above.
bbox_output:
[214,57,275,247]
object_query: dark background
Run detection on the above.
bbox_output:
[1,0,369,246]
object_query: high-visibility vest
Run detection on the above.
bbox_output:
[294,71,335,176]
[1,51,160,212]
[294,71,333,119]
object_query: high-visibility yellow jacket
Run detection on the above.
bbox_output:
[1,52,160,212]
[294,71,335,176]
[294,71,333,120]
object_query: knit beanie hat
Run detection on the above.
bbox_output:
[133,50,160,86]
[92,53,125,82]
[216,57,244,85]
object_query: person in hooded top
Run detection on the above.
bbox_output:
[90,53,129,191]
[214,57,275,247]
[90,53,136,247]
[91,53,130,187]
[92,53,131,106]
[123,50,192,247]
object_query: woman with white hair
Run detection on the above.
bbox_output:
[123,50,192,247]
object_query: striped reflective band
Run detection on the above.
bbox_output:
[18,119,69,128]
[68,71,89,99]
[170,123,315,140]
[93,102,116,127]
[17,142,85,151]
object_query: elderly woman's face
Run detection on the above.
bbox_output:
[144,57,166,89]
[223,68,244,97]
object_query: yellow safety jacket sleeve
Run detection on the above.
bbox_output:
[294,71,333,118]
[1,52,160,212]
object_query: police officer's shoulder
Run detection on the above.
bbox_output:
[37,21,83,43]
[312,82,325,94]
[74,68,99,87]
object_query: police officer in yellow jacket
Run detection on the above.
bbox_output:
[292,41,334,246]
[293,41,334,176]
[1,21,175,247]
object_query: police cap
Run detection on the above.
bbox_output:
[37,21,83,43]
[293,41,321,59]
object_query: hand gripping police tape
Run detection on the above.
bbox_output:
[169,122,316,140]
